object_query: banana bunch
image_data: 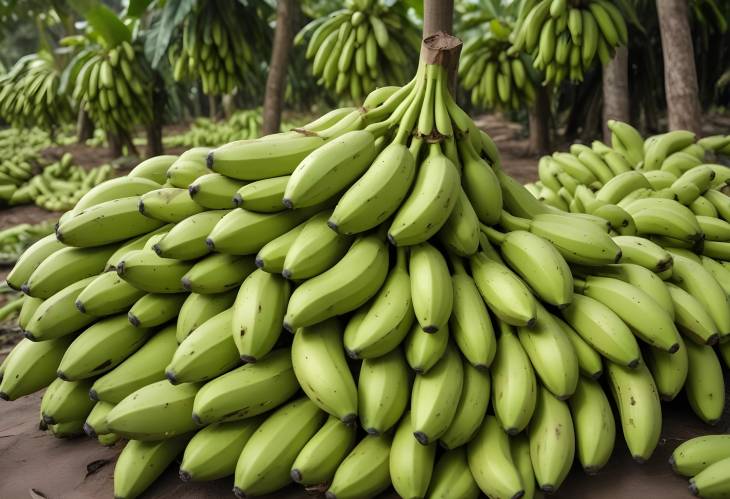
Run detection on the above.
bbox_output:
[671,435,730,497]
[459,20,536,110]
[168,0,269,95]
[71,41,154,135]
[297,0,420,101]
[2,33,730,499]
[0,220,55,265]
[511,0,629,84]
[0,51,73,131]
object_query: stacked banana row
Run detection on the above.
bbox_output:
[459,22,536,110]
[169,0,267,95]
[512,0,629,84]
[2,55,730,499]
[166,109,279,148]
[298,0,420,101]
[0,220,55,266]
[72,41,154,135]
[0,51,73,130]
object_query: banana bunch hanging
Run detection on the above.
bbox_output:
[297,0,421,101]
[70,40,155,135]
[459,20,536,110]
[168,0,270,95]
[0,51,73,130]
[511,0,629,84]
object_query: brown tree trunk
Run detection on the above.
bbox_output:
[208,95,218,120]
[76,108,94,143]
[145,76,165,157]
[262,0,297,136]
[602,47,630,142]
[656,0,701,134]
[107,131,122,157]
[528,85,550,155]
[423,0,453,36]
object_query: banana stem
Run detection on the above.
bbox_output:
[395,246,407,269]
[409,137,424,158]
[481,224,506,245]
[362,67,421,125]
[477,233,503,262]
[499,210,532,231]
[416,64,437,137]
[573,277,587,293]
[448,253,467,274]
[0,295,24,322]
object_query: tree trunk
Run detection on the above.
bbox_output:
[263,0,297,136]
[76,108,93,143]
[107,131,123,158]
[222,94,235,120]
[656,0,701,134]
[145,76,165,157]
[602,47,630,142]
[208,95,218,120]
[528,85,550,155]
[423,0,453,37]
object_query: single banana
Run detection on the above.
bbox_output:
[645,338,689,402]
[358,348,410,435]
[176,290,236,343]
[440,363,490,450]
[291,415,356,486]
[138,187,204,223]
[182,253,256,294]
[684,339,726,425]
[390,411,437,499]
[83,400,116,437]
[613,234,673,272]
[283,210,353,280]
[410,242,453,332]
[128,155,178,184]
[568,376,616,474]
[6,233,65,290]
[40,377,95,425]
[128,293,186,328]
[325,434,392,499]
[75,271,145,316]
[117,249,193,293]
[554,316,603,379]
[670,434,730,477]
[154,209,230,260]
[188,172,245,209]
[254,222,306,273]
[24,276,96,341]
[234,175,289,213]
[427,448,480,499]
[689,456,730,498]
[113,436,190,499]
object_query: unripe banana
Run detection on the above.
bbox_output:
[234,175,289,213]
[6,233,65,290]
[569,376,616,474]
[154,209,230,260]
[613,234,673,272]
[188,172,245,209]
[128,155,178,184]
[684,339,726,425]
[117,249,193,293]
[75,271,145,317]
[138,187,204,223]
[283,210,353,279]
[24,276,96,341]
[670,434,730,477]
[40,377,95,425]
[114,436,191,499]
[291,416,357,486]
[409,242,453,332]
[83,400,115,437]
[404,320,448,373]
[254,222,306,273]
[645,337,689,402]
[358,348,410,435]
[390,411,437,499]
[325,434,392,499]
[427,447,480,499]
[440,363,490,450]
[467,415,525,499]
[182,253,256,294]
[689,455,730,498]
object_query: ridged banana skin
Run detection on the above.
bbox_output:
[684,339,726,425]
[518,305,579,399]
[113,436,191,499]
[117,249,193,294]
[18,296,43,331]
[404,319,448,373]
[128,293,186,328]
[291,416,357,486]
[388,145,460,246]
[529,385,575,493]
[437,188,480,256]
[284,233,388,330]
[254,223,306,273]
[343,248,414,359]
[596,171,651,205]
[561,293,641,367]
[411,345,464,445]
[467,415,525,499]
[176,291,236,343]
[530,213,622,265]
[167,150,211,187]
[56,196,164,247]
[440,364,490,449]
[689,456,730,498]
[555,316,603,379]
[283,211,353,279]
[390,411,437,499]
[358,348,410,435]
[192,348,299,425]
[232,269,289,362]
[105,224,174,271]
[491,323,537,434]
[206,206,318,256]
[284,130,377,209]
[292,319,358,422]
[128,155,178,184]
[179,418,262,482]
[166,309,238,384]
[568,377,616,474]
[410,242,453,332]
[233,398,326,497]
[24,244,116,299]
[645,338,689,401]
[58,314,152,381]
[90,325,177,404]
[209,134,326,181]
[84,400,115,437]
[235,176,290,213]
[73,176,161,212]
[461,140,503,225]
[183,254,256,294]
[670,252,730,338]
[510,432,537,499]
[497,229,573,307]
[0,338,71,400]
[606,360,662,462]
[325,434,393,499]
[154,210,230,260]
[24,276,96,341]
[6,233,65,290]
[329,142,416,235]
[697,215,730,242]
[670,435,730,477]
[76,271,146,317]
[40,378,95,425]
[106,380,200,441]
[580,275,681,352]
[666,283,720,345]
[450,269,496,369]
[138,187,204,223]
[189,173,245,210]
[427,448,480,499]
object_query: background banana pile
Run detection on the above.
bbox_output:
[168,0,269,95]
[0,220,55,265]
[2,43,730,499]
[71,41,155,135]
[459,20,536,110]
[0,51,73,130]
[512,0,629,84]
[298,0,420,101]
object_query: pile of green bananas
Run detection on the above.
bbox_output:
[71,41,154,135]
[166,110,264,148]
[0,51,73,130]
[512,0,629,84]
[168,0,269,95]
[459,21,535,110]
[298,0,420,101]
[1,153,114,211]
[0,220,55,265]
[3,44,730,499]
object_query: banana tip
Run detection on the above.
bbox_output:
[282,198,293,209]
[505,427,520,436]
[56,371,68,381]
[667,343,680,354]
[191,413,203,425]
[42,414,55,425]
[181,277,192,291]
[138,201,145,214]
[128,313,140,327]
[282,322,293,333]
[116,262,126,276]
[614,249,622,263]
[632,455,646,464]
[88,388,99,401]
[24,330,35,341]
[668,455,677,470]
[290,469,302,483]
[232,487,247,499]
[386,233,396,246]
[205,238,215,251]
[240,355,257,363]
[179,470,192,482]
[83,422,97,438]
[206,152,214,169]
[326,219,339,233]
[281,269,292,280]
[345,348,359,360]
[20,283,30,294]
[75,300,86,313]
[55,229,63,242]
[540,485,555,494]
[0,392,9,401]
[165,370,178,384]
[188,185,199,196]
[254,257,264,269]
[232,194,242,207]
[413,431,430,445]
[152,244,162,256]
[628,358,640,369]
[689,481,699,496]
[365,428,380,436]
[512,491,525,499]
[422,324,439,334]
[583,466,600,476]
[341,413,356,425]
[706,333,719,346]
[526,317,537,329]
